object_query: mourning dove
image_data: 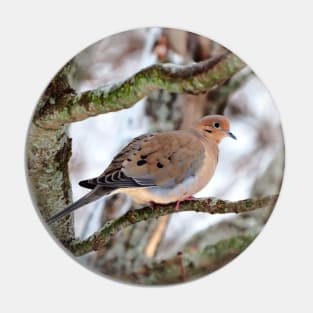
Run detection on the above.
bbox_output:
[47,115,236,224]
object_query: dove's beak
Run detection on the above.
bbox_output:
[227,131,237,140]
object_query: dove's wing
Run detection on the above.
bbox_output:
[79,131,205,190]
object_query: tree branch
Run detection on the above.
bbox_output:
[120,235,256,285]
[26,62,75,242]
[69,195,278,256]
[34,53,245,129]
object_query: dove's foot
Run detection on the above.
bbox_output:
[175,196,195,211]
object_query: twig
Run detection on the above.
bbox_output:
[68,195,278,256]
[177,252,186,282]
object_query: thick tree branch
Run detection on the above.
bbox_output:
[26,62,75,241]
[35,53,245,129]
[69,195,278,256]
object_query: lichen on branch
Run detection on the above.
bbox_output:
[68,195,278,256]
[121,235,256,285]
[35,53,246,129]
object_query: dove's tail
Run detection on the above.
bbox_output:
[46,187,113,225]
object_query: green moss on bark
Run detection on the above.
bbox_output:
[35,53,245,129]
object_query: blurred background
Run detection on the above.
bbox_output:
[66,27,284,283]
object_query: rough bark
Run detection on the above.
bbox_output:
[105,235,256,285]
[34,53,245,129]
[26,62,75,241]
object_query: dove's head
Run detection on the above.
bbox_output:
[195,115,237,144]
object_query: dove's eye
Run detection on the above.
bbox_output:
[213,122,220,128]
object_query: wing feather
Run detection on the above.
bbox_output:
[79,131,205,190]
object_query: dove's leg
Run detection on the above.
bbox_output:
[175,201,181,210]
[175,196,195,211]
